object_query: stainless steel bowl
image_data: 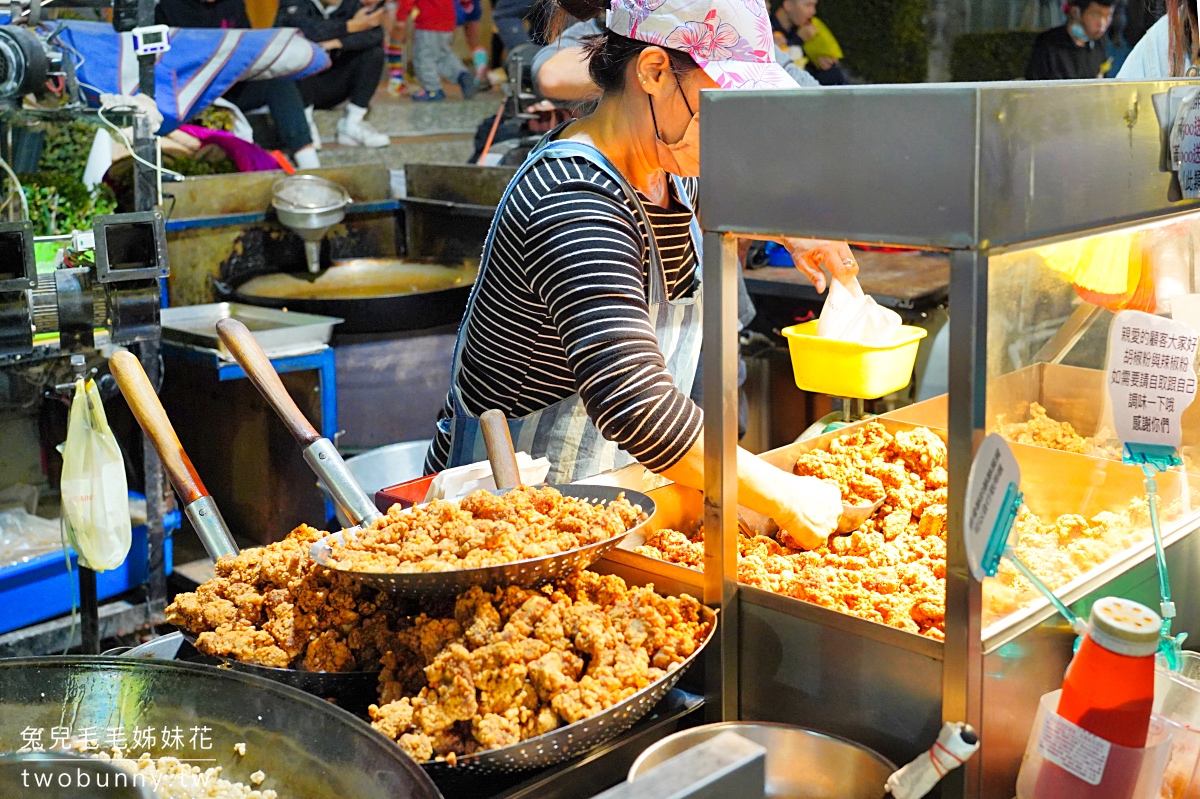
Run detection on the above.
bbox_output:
[628,722,896,799]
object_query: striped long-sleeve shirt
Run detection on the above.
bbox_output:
[426,155,703,475]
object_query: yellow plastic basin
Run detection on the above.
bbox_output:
[781,320,928,400]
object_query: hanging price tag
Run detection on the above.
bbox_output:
[964,434,1022,582]
[1106,310,1199,459]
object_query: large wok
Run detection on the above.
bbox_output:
[0,657,442,799]
[227,259,478,334]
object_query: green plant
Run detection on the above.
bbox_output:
[817,0,930,83]
[195,105,237,133]
[950,30,1040,81]
[21,171,117,236]
[37,120,99,176]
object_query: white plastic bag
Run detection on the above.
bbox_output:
[60,379,131,571]
[424,453,552,502]
[817,276,903,343]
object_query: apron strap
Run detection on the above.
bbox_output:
[670,174,704,285]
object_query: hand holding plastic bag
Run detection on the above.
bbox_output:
[60,379,131,571]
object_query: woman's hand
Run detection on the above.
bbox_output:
[815,56,838,70]
[778,238,858,293]
[319,39,343,50]
[770,473,841,550]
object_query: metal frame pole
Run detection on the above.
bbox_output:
[942,248,987,798]
[134,0,167,629]
[702,231,739,722]
[78,565,99,653]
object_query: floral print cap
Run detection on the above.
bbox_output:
[606,0,798,90]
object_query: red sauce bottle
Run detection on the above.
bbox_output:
[1030,597,1160,798]
[1057,597,1160,748]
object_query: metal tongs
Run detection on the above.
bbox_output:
[215,318,383,530]
[109,351,239,562]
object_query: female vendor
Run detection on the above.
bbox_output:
[426,0,857,550]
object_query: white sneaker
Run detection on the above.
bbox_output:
[304,106,322,151]
[336,116,390,147]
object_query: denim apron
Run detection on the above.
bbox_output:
[441,132,704,483]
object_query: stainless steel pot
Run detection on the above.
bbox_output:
[0,657,442,799]
[628,722,896,799]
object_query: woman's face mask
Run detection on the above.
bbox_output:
[649,74,700,178]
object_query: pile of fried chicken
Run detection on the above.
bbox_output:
[995,402,1120,459]
[638,422,949,639]
[324,485,644,574]
[166,524,402,671]
[367,571,711,764]
[981,496,1182,625]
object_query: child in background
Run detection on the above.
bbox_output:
[457,0,488,88]
[395,0,475,101]
[385,4,409,96]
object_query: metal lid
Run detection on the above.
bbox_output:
[271,174,350,214]
[1088,597,1161,657]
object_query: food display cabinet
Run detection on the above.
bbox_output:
[621,80,1200,799]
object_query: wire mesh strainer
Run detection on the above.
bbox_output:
[310,484,656,597]
[419,606,716,776]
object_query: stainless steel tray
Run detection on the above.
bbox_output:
[419,606,716,776]
[311,486,658,598]
[162,302,343,359]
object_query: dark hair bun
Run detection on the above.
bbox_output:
[553,0,607,22]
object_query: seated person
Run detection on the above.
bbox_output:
[1026,0,1115,80]
[771,0,847,86]
[531,16,816,102]
[275,0,390,147]
[156,0,320,168]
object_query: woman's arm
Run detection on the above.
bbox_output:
[661,434,841,551]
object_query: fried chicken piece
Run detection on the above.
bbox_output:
[471,641,534,716]
[164,593,205,631]
[635,529,704,569]
[473,713,521,750]
[528,650,581,702]
[196,627,291,669]
[369,699,415,740]
[523,705,559,738]
[304,630,356,672]
[395,616,465,668]
[398,734,434,763]
[456,587,503,647]
[418,644,477,733]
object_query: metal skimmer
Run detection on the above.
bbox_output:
[420,606,717,776]
[310,485,656,597]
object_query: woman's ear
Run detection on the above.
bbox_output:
[634,47,674,96]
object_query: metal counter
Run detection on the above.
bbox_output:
[695,79,1200,799]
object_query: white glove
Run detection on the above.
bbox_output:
[774,474,841,550]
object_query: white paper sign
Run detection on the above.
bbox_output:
[1106,310,1200,452]
[1176,90,1200,196]
[1037,712,1112,786]
[964,434,1022,582]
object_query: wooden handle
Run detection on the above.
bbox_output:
[216,317,321,446]
[480,409,522,490]
[109,351,209,505]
